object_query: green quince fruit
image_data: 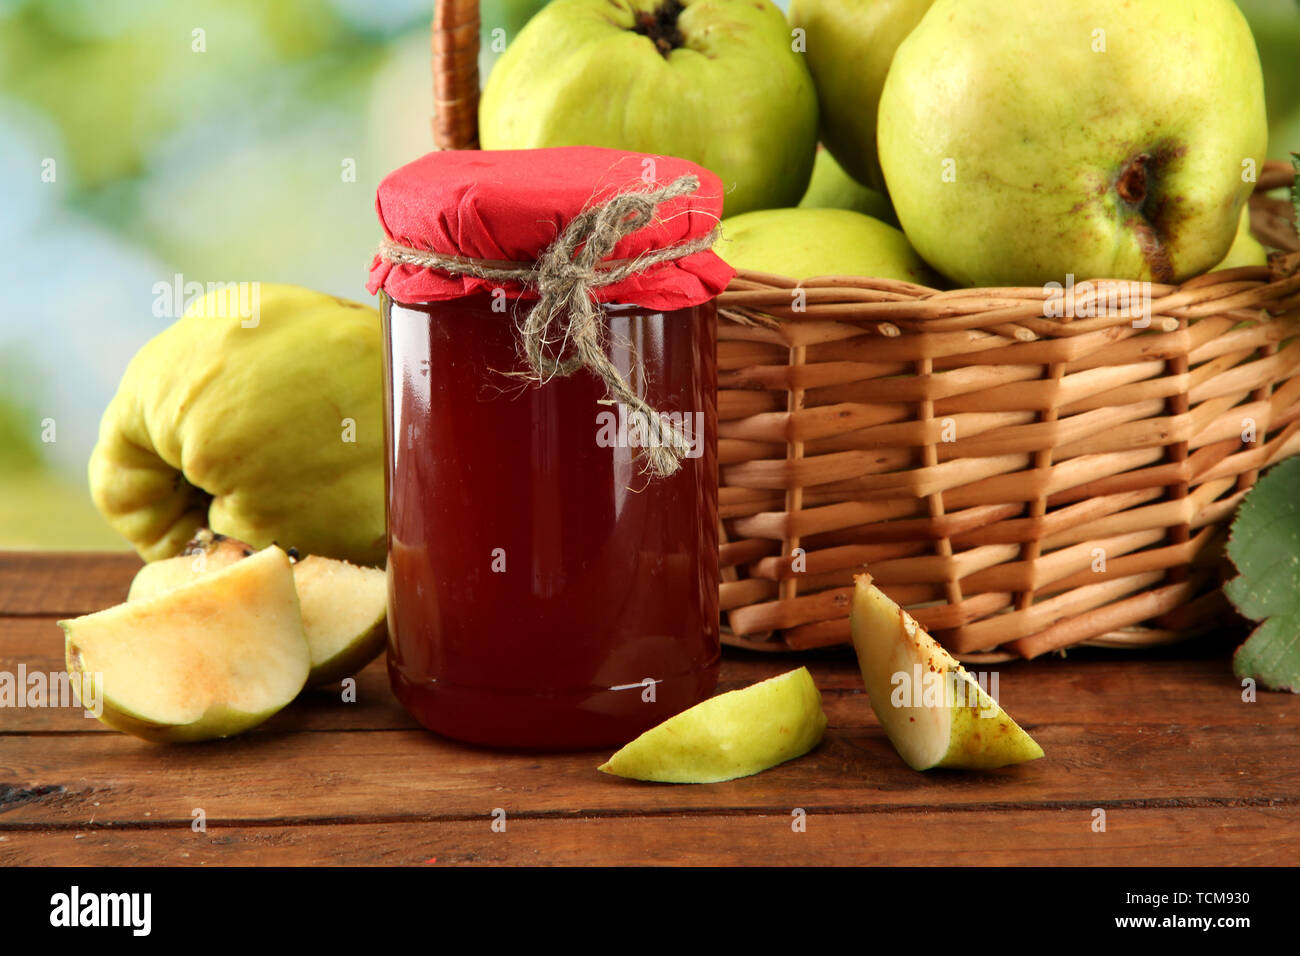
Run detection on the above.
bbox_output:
[89,284,385,566]
[478,0,819,217]
[718,207,937,284]
[1212,206,1269,272]
[789,0,935,194]
[877,0,1268,287]
[799,149,898,226]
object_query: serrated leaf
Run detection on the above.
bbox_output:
[1293,152,1300,233]
[1233,617,1300,694]
[1225,456,1300,692]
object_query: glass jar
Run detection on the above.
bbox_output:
[368,145,732,748]
[381,291,720,748]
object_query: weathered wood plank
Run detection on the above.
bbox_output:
[1,552,1294,867]
[0,615,1270,734]
[1,720,1295,828]
[1,805,1294,866]
[0,552,140,616]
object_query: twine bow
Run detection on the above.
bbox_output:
[378,174,718,477]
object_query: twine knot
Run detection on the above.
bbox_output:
[378,174,717,477]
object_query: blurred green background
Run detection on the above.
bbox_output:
[0,0,1296,550]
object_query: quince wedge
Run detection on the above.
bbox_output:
[61,546,311,743]
[89,284,385,566]
[598,668,827,784]
[126,529,252,599]
[128,530,388,687]
[850,574,1043,770]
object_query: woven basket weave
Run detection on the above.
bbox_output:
[430,0,1300,659]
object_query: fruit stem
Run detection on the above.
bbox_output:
[632,0,686,58]
[1116,153,1150,207]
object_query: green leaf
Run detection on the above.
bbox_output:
[1292,153,1300,234]
[1234,618,1300,695]
[1225,456,1300,693]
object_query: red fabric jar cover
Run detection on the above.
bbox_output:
[366,146,734,309]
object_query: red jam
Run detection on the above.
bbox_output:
[382,292,720,748]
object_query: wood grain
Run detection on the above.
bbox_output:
[2,552,1297,866]
[3,805,1294,866]
[0,551,139,616]
[1,721,1295,828]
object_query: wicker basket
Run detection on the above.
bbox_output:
[430,0,1300,659]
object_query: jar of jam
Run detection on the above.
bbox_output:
[367,147,734,749]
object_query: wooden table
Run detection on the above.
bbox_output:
[2,551,1296,867]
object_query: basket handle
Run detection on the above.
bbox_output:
[432,0,481,149]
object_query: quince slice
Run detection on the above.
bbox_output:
[850,573,1043,770]
[126,529,251,600]
[127,532,387,687]
[61,546,310,743]
[598,667,827,784]
[289,554,388,687]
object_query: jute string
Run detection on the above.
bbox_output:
[378,174,718,477]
